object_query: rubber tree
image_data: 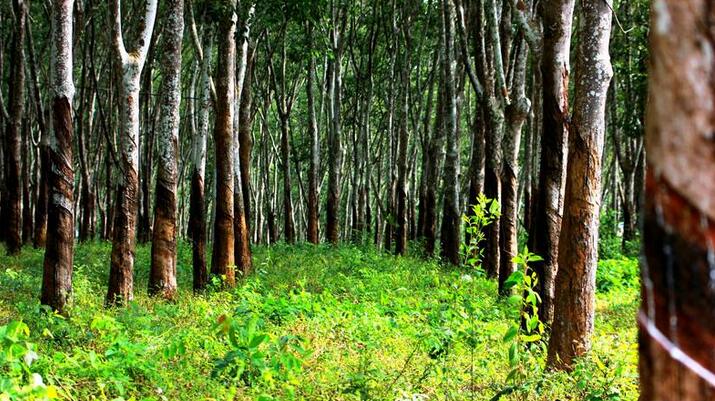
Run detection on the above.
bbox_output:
[107,0,158,305]
[41,0,75,314]
[212,0,238,286]
[547,0,612,370]
[3,0,27,255]
[149,0,184,299]
[640,0,715,398]
[528,0,575,324]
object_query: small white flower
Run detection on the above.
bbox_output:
[461,274,473,282]
[24,350,38,367]
[31,373,44,387]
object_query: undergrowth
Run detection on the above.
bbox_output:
[0,241,639,400]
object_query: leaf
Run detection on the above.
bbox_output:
[508,342,519,366]
[503,325,519,343]
[249,334,268,349]
[520,334,541,343]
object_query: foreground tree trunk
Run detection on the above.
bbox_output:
[149,0,183,299]
[41,0,75,314]
[107,0,158,305]
[640,1,715,398]
[439,0,460,266]
[4,0,27,255]
[547,0,612,370]
[211,2,237,286]
[528,0,575,324]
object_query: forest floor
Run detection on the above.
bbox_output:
[0,242,639,401]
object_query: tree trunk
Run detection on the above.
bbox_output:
[22,120,32,245]
[306,23,320,245]
[639,1,715,397]
[439,0,460,266]
[27,17,49,249]
[190,26,212,291]
[326,28,343,246]
[107,0,158,305]
[547,0,612,370]
[499,37,530,294]
[211,1,237,287]
[149,0,183,299]
[4,0,27,255]
[41,0,75,314]
[528,0,575,324]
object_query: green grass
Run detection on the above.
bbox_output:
[0,241,639,400]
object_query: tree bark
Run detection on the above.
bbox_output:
[528,0,575,324]
[499,35,530,294]
[639,1,715,398]
[41,0,75,314]
[547,0,612,370]
[190,25,212,291]
[149,0,183,299]
[439,0,461,266]
[107,0,158,305]
[306,22,320,245]
[211,1,237,287]
[4,0,27,255]
[326,18,344,246]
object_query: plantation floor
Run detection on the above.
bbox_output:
[0,242,639,400]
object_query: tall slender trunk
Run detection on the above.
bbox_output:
[41,0,75,314]
[27,19,49,248]
[107,0,158,305]
[21,120,32,245]
[4,0,27,255]
[211,2,238,287]
[528,0,575,324]
[149,0,183,299]
[233,5,254,274]
[499,36,530,294]
[395,32,411,256]
[547,0,612,370]
[306,23,320,244]
[326,24,343,245]
[190,28,212,291]
[439,0,460,266]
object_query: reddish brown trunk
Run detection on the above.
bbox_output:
[639,1,715,397]
[107,166,139,305]
[211,7,236,286]
[34,144,49,248]
[547,0,612,370]
[189,170,207,290]
[41,96,74,314]
[528,0,574,324]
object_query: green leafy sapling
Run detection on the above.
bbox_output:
[501,247,545,389]
[460,194,501,275]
